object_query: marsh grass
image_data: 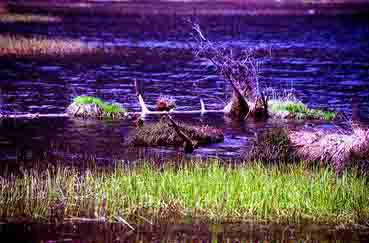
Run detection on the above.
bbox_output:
[0,35,95,57]
[0,160,368,225]
[130,119,224,147]
[0,13,61,23]
[269,100,336,121]
[69,96,126,119]
[245,128,298,163]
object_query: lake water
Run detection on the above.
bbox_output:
[0,14,368,162]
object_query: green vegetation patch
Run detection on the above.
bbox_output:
[68,96,126,119]
[269,100,336,121]
[0,160,368,225]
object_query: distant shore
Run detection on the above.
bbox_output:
[6,1,369,16]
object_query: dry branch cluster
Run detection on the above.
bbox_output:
[192,24,268,120]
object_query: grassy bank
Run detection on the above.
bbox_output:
[0,160,368,225]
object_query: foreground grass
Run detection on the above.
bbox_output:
[0,160,368,225]
[269,100,336,121]
[0,35,94,57]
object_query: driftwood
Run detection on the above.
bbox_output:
[0,113,69,119]
[166,115,198,153]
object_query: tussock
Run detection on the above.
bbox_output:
[289,128,369,172]
[67,96,126,119]
[245,128,298,163]
[130,119,224,147]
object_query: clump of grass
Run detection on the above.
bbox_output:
[67,96,126,119]
[245,128,298,163]
[129,118,224,147]
[0,35,94,57]
[0,13,61,23]
[290,128,369,173]
[0,160,368,225]
[269,100,336,121]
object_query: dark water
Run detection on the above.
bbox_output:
[1,221,368,242]
[0,14,368,162]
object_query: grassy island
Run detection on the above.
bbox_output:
[269,100,336,121]
[67,96,126,119]
[0,160,368,225]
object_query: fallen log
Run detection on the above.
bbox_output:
[166,115,198,153]
[0,113,69,119]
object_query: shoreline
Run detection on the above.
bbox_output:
[6,1,369,16]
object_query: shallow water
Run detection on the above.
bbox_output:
[0,14,368,162]
[1,221,368,242]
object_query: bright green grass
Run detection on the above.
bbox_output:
[270,101,336,121]
[0,160,367,224]
[73,96,125,116]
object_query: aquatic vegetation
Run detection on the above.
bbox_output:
[67,96,126,119]
[0,13,61,23]
[246,127,369,173]
[269,100,336,121]
[0,35,95,57]
[290,128,369,173]
[245,128,298,163]
[0,160,368,224]
[129,118,224,147]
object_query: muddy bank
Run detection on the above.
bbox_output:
[0,221,368,242]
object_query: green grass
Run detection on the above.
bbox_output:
[0,160,368,225]
[73,96,125,117]
[270,100,336,121]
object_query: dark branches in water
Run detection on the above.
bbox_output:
[192,23,268,120]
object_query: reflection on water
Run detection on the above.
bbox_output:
[1,221,368,243]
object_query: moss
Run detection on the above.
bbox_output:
[68,96,126,119]
[269,100,336,121]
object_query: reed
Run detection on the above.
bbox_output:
[0,13,61,23]
[0,160,368,225]
[0,35,95,57]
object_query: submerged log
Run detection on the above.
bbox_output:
[167,115,198,153]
